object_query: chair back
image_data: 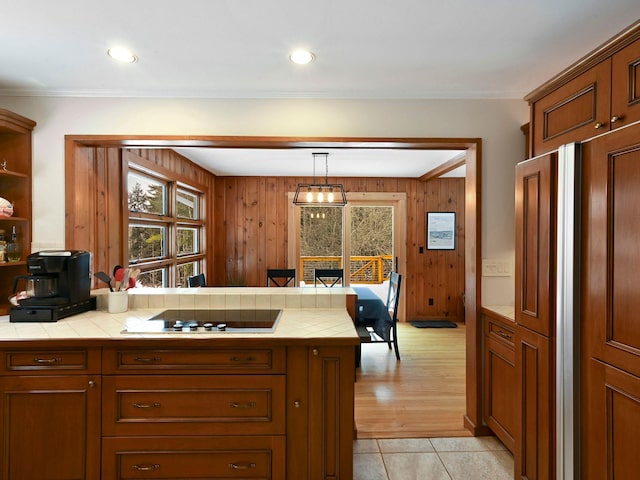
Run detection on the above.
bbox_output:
[386,271,402,320]
[314,268,344,287]
[188,273,206,287]
[267,268,296,287]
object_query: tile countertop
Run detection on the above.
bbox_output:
[481,305,515,322]
[0,287,360,344]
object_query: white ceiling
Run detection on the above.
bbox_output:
[172,147,466,178]
[2,1,638,176]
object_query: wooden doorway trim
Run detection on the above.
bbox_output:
[65,134,484,435]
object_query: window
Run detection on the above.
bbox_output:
[127,166,205,287]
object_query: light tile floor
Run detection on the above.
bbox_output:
[354,436,513,480]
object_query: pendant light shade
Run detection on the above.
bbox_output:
[293,152,347,206]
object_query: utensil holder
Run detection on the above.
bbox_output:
[107,291,128,314]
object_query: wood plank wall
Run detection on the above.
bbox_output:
[214,175,465,322]
[65,145,465,322]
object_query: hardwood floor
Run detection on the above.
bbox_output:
[354,321,469,439]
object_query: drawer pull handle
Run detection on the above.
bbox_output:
[133,463,160,471]
[34,357,62,364]
[229,356,256,362]
[229,401,257,409]
[132,402,161,409]
[229,462,256,470]
[611,115,621,124]
[133,356,161,363]
[496,330,512,340]
[594,121,605,129]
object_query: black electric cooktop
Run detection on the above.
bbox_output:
[124,309,282,334]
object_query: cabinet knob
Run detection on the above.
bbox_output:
[294,400,301,408]
[312,348,319,356]
[611,115,621,124]
[88,380,95,388]
[594,121,605,129]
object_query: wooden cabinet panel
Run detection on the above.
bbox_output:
[515,326,554,480]
[611,37,640,129]
[0,375,101,480]
[102,436,285,479]
[532,61,611,155]
[515,153,556,337]
[483,313,516,453]
[582,359,640,480]
[308,346,355,480]
[581,124,640,378]
[103,346,285,374]
[102,374,285,436]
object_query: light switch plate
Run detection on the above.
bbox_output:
[482,259,512,277]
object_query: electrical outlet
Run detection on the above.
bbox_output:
[428,298,434,306]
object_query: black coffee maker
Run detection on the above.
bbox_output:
[10,250,96,322]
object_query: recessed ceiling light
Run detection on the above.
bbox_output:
[289,49,315,65]
[107,46,137,63]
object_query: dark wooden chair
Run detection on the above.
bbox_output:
[267,268,296,287]
[314,268,344,287]
[356,272,402,364]
[187,273,206,287]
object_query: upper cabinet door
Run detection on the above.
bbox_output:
[611,37,640,130]
[531,61,611,156]
[515,153,557,337]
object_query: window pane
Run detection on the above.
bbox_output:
[136,269,166,288]
[177,262,198,287]
[300,206,343,284]
[350,206,393,283]
[177,227,198,255]
[177,189,198,219]
[128,171,166,215]
[129,224,166,261]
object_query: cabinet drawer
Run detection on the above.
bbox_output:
[102,436,285,479]
[1,349,100,374]
[102,375,285,436]
[485,317,515,349]
[103,347,285,374]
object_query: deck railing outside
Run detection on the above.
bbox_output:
[299,255,393,285]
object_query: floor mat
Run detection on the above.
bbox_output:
[410,320,457,328]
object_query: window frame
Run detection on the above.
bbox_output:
[127,164,206,287]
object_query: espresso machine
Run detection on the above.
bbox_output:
[10,250,96,322]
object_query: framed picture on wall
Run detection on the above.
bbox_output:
[426,212,456,250]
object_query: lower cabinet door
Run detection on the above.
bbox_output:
[0,375,101,480]
[581,359,640,480]
[102,436,285,479]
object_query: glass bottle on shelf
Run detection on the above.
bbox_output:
[0,229,6,262]
[6,225,20,262]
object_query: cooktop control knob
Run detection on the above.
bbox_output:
[173,321,184,331]
[188,322,198,331]
[203,322,213,331]
[217,323,227,331]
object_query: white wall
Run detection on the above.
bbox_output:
[0,96,528,305]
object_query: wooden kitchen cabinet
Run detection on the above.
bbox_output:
[0,109,35,315]
[0,347,101,480]
[579,123,640,479]
[482,309,516,454]
[528,28,640,156]
[514,152,557,479]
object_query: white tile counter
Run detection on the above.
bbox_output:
[0,287,359,344]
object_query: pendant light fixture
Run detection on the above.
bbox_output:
[293,152,347,206]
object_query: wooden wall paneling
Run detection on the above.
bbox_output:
[411,178,424,318]
[213,176,226,285]
[244,177,259,287]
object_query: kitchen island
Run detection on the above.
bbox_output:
[0,287,359,480]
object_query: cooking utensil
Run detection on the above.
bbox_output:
[94,271,114,292]
[118,268,131,291]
